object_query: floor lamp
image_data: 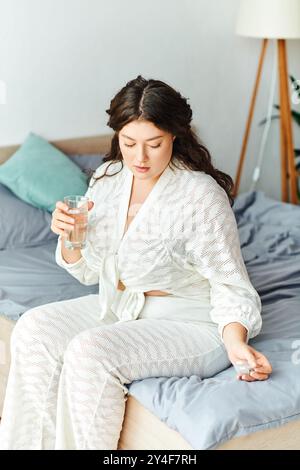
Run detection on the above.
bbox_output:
[234,0,300,204]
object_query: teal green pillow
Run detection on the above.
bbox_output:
[0,133,88,212]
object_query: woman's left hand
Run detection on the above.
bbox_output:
[227,342,272,382]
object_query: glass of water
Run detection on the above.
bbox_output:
[63,195,89,250]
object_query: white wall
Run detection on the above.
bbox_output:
[0,0,300,199]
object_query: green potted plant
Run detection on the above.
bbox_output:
[259,75,300,198]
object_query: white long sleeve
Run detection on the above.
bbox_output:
[55,236,100,285]
[183,177,262,342]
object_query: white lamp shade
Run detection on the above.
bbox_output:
[236,0,300,38]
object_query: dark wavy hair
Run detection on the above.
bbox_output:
[90,75,234,206]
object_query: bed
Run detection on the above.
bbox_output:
[0,135,300,450]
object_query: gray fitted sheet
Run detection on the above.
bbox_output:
[0,241,98,320]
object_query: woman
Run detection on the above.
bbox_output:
[0,75,272,450]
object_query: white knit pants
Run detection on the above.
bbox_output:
[0,294,230,450]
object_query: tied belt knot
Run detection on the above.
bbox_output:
[98,254,145,322]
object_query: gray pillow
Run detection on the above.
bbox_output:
[67,154,105,172]
[0,183,56,249]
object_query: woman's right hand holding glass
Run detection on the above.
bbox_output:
[51,200,94,239]
[51,201,76,239]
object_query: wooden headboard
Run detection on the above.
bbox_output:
[0,134,113,165]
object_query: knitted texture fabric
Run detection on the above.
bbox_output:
[55,160,262,340]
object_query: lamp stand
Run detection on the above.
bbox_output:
[233,38,299,204]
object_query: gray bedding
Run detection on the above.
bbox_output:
[129,191,300,448]
[0,242,98,320]
[1,189,300,449]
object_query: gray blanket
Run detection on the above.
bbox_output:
[128,191,300,449]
